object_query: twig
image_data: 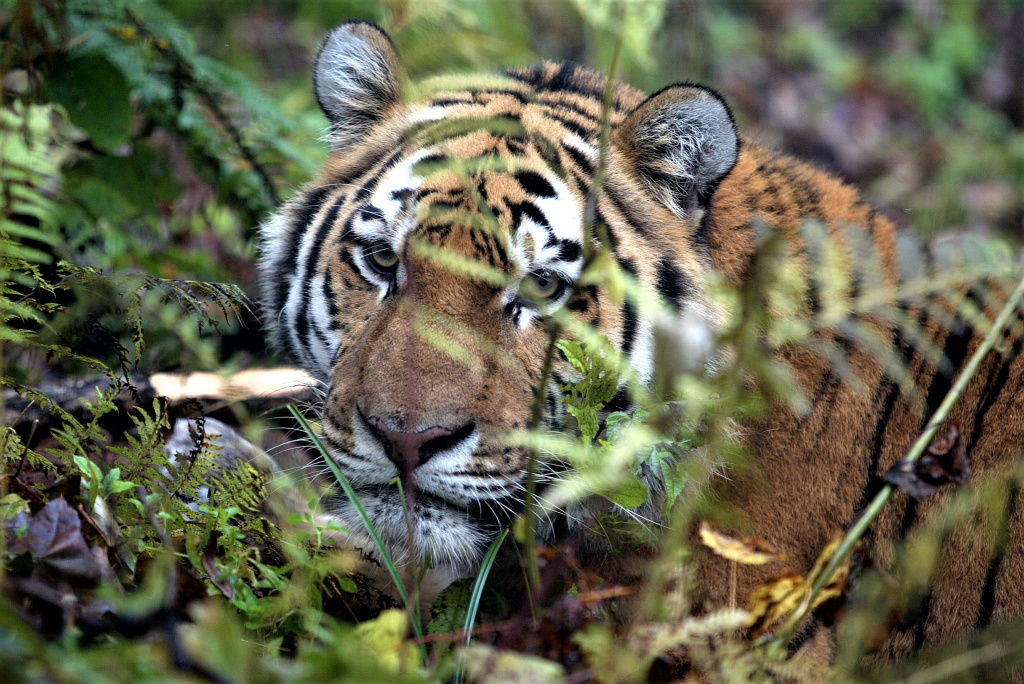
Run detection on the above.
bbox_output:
[768,268,1024,651]
[12,415,38,479]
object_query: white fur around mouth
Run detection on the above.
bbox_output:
[330,488,490,572]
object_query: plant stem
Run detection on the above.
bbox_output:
[523,320,562,604]
[520,14,624,608]
[286,404,428,662]
[768,269,1024,651]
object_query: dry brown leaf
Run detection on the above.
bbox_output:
[698,521,785,565]
[6,497,102,584]
[883,420,971,499]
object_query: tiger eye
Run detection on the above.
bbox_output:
[366,245,399,272]
[524,271,562,299]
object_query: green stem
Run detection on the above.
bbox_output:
[523,321,561,607]
[520,11,625,609]
[453,528,508,684]
[286,405,427,661]
[768,269,1024,651]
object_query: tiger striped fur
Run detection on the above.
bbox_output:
[258,21,1024,664]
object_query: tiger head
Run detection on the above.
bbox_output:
[259,21,738,573]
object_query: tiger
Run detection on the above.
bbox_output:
[257,20,1024,667]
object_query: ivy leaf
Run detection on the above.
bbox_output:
[605,474,648,509]
[604,411,633,442]
[565,402,600,445]
[48,52,133,153]
[556,339,588,374]
[426,577,472,635]
[650,448,687,518]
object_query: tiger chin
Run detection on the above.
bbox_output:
[257,20,1024,663]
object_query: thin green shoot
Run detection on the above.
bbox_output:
[286,404,426,651]
[455,527,509,684]
[463,528,507,644]
[391,476,425,635]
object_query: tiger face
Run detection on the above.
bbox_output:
[259,21,737,572]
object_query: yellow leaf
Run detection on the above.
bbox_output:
[745,574,808,638]
[744,533,858,638]
[698,521,785,565]
[806,534,855,612]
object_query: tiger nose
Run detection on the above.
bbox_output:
[367,417,476,472]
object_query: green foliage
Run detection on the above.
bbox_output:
[48,52,134,153]
[555,338,619,442]
[0,103,61,349]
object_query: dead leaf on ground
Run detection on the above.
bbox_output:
[6,497,102,584]
[698,521,786,565]
[884,421,970,500]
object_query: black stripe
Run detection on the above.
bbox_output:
[922,309,975,420]
[323,273,341,328]
[976,483,1019,628]
[547,111,595,139]
[271,186,332,347]
[556,240,582,262]
[546,98,603,126]
[900,298,979,537]
[621,302,639,356]
[562,143,594,176]
[430,96,472,107]
[604,184,651,237]
[969,330,1024,450]
[502,64,546,88]
[595,210,618,252]
[547,61,600,97]
[655,257,693,311]
[509,200,550,232]
[514,171,557,198]
[912,592,932,649]
[293,196,345,363]
[360,147,406,194]
[785,615,821,658]
[855,379,900,513]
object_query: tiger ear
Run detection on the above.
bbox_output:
[313,21,402,147]
[615,84,738,217]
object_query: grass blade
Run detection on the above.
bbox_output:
[287,404,409,604]
[463,528,508,645]
[287,404,428,663]
[455,527,509,684]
